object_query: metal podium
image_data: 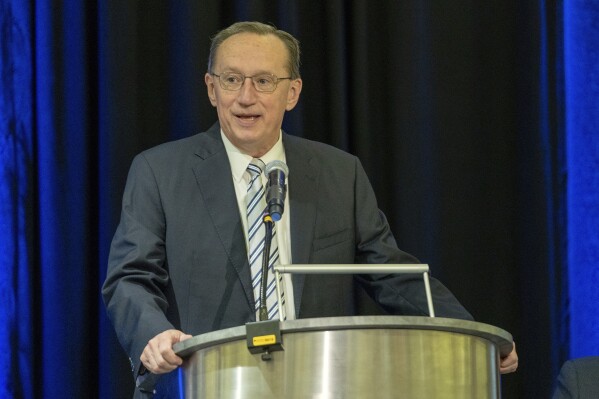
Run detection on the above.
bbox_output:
[174,316,512,398]
[174,265,513,398]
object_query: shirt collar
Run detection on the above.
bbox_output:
[221,130,286,183]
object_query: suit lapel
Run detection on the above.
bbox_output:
[189,128,320,318]
[191,125,255,312]
[284,134,319,316]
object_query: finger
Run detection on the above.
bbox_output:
[156,330,191,366]
[141,346,163,374]
[500,354,516,367]
[151,341,181,372]
[145,339,178,373]
[140,330,190,374]
[500,364,518,374]
[499,356,518,374]
[500,343,518,365]
[158,340,183,367]
[180,333,193,341]
[140,351,151,370]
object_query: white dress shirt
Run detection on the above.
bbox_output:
[221,130,296,320]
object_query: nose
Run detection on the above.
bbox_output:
[237,77,257,104]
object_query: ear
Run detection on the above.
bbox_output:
[285,78,303,111]
[205,73,217,107]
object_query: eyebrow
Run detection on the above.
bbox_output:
[218,68,281,76]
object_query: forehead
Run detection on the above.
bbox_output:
[214,33,289,73]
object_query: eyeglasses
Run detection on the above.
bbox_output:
[211,72,292,93]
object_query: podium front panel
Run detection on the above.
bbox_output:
[177,316,511,399]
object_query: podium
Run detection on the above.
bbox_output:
[174,315,513,398]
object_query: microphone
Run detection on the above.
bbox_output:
[265,160,289,222]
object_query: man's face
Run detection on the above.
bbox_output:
[205,33,302,157]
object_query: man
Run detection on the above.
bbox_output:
[553,357,599,398]
[103,21,518,397]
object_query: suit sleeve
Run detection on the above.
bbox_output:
[102,153,176,380]
[351,156,474,320]
[552,360,576,399]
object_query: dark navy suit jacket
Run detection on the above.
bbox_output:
[553,357,599,399]
[102,123,472,397]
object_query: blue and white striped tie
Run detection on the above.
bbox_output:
[245,158,284,320]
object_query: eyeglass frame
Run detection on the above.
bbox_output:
[210,71,293,93]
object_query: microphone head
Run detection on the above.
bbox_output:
[265,160,289,176]
[265,160,288,222]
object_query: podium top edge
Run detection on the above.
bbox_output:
[174,315,513,358]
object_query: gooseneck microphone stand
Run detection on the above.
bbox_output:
[259,213,275,321]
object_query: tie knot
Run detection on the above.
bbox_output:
[247,158,265,178]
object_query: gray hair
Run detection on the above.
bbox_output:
[208,21,301,79]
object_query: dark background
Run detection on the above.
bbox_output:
[1,1,574,398]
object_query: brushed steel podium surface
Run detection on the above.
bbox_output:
[174,316,512,399]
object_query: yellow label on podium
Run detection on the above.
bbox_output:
[253,334,276,346]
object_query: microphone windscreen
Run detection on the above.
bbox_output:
[265,160,289,176]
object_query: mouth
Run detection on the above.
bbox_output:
[235,113,261,123]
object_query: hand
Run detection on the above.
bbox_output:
[499,341,518,374]
[140,329,193,374]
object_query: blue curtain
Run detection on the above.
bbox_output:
[35,1,100,397]
[0,2,34,398]
[1,1,597,397]
[564,0,599,358]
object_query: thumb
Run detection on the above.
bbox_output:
[178,332,193,342]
